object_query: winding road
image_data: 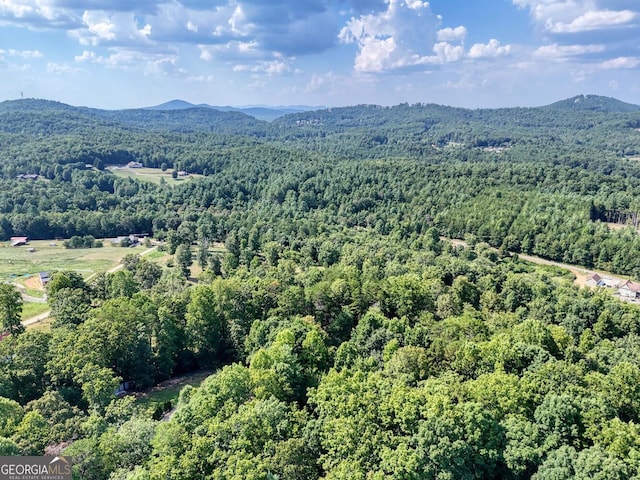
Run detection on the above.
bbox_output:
[442,236,626,289]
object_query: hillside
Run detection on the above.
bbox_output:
[0,98,268,135]
[544,94,640,113]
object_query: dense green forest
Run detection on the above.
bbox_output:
[3,95,640,478]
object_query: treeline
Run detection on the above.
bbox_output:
[5,145,640,277]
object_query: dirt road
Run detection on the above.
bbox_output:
[443,237,625,288]
[20,245,158,327]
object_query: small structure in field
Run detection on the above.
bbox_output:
[112,233,148,247]
[10,236,28,247]
[39,272,50,287]
[585,273,605,288]
[127,161,143,168]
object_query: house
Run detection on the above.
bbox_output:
[39,272,50,287]
[16,174,39,180]
[177,170,189,177]
[585,273,620,289]
[585,273,605,288]
[127,161,143,168]
[10,236,28,247]
[618,280,640,299]
[112,233,148,247]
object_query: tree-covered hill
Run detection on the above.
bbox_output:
[543,94,640,113]
[0,99,269,135]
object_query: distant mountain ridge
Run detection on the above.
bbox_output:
[145,100,321,121]
[542,94,640,113]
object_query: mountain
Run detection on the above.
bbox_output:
[146,99,197,110]
[543,94,640,113]
[145,100,317,121]
[0,98,268,135]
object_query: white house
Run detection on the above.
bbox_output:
[618,280,640,299]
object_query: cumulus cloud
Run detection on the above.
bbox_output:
[339,0,446,72]
[69,11,153,46]
[437,26,467,42]
[468,39,511,59]
[547,9,636,33]
[0,0,79,28]
[513,0,638,34]
[512,0,640,77]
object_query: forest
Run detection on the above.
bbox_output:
[2,95,640,478]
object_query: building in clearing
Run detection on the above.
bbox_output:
[585,273,605,288]
[39,272,50,287]
[10,236,28,247]
[618,280,640,299]
[127,161,143,168]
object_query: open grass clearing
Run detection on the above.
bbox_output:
[107,166,202,186]
[22,302,50,321]
[0,241,148,282]
[134,370,212,415]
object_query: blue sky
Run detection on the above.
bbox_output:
[0,0,639,109]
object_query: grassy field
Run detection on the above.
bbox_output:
[0,240,148,283]
[26,316,53,333]
[135,370,212,416]
[21,302,50,320]
[107,166,202,186]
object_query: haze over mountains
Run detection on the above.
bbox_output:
[1,94,638,124]
[145,99,320,121]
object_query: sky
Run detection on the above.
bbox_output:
[0,0,639,109]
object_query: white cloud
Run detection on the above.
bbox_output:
[468,39,511,58]
[305,71,337,92]
[547,9,636,33]
[74,50,98,62]
[339,0,443,72]
[514,1,638,33]
[69,11,155,46]
[71,47,178,75]
[432,42,464,63]
[533,43,605,60]
[0,0,79,29]
[437,26,467,42]
[198,45,213,61]
[599,56,640,69]
[46,61,83,74]
[0,49,43,58]
[232,59,292,74]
